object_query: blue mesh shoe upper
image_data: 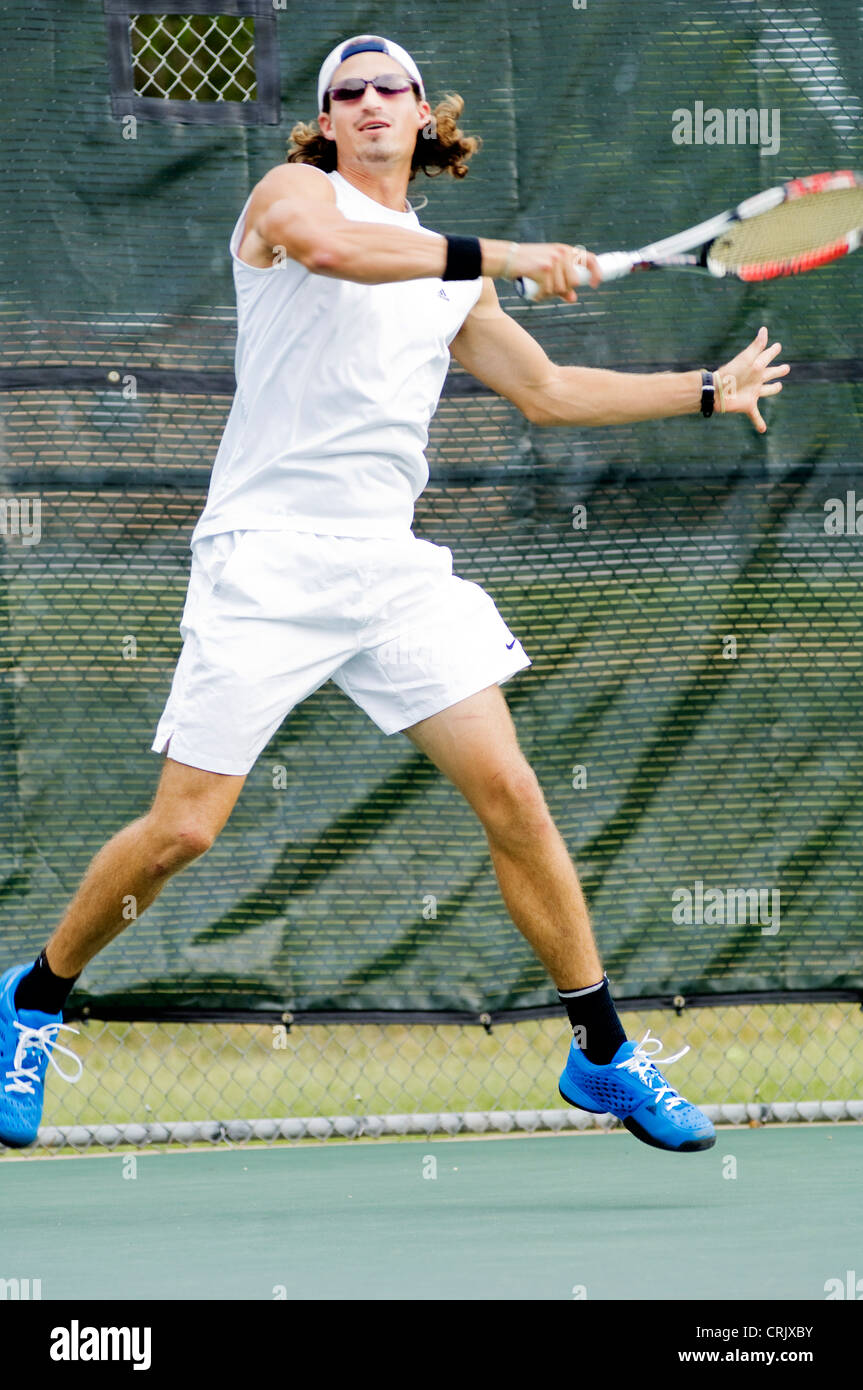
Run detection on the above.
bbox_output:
[0,965,82,1148]
[560,1030,715,1150]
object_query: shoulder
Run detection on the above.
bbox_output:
[237,164,337,268]
[248,162,337,215]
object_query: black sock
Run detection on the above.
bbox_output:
[14,949,79,1015]
[558,975,627,1064]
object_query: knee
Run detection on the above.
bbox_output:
[146,820,217,875]
[477,762,554,846]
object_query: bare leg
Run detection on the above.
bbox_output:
[403,685,602,989]
[44,756,246,978]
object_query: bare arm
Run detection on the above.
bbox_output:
[451,278,702,425]
[242,170,788,430]
[242,163,520,282]
[241,164,594,291]
[451,278,789,433]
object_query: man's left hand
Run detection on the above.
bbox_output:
[715,326,790,433]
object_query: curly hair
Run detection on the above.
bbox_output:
[286,93,481,181]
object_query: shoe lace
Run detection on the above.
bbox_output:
[615,1030,690,1110]
[4,1021,84,1095]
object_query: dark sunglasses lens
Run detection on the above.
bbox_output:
[373,76,411,95]
[330,74,413,101]
[330,80,367,101]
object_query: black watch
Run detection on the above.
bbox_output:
[700,369,715,417]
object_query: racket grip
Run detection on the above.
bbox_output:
[514,251,633,300]
[514,272,583,300]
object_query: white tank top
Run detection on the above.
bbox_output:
[191,170,483,543]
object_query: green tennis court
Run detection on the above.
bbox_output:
[4,1126,859,1300]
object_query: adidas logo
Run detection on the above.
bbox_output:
[438,287,449,300]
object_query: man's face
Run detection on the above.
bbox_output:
[318,52,431,168]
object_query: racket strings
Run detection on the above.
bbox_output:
[709,187,863,275]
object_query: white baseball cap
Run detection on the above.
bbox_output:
[317,34,425,112]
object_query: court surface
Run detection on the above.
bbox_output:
[2,1124,859,1300]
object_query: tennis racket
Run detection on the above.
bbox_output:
[515,170,863,299]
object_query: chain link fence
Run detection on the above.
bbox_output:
[130,13,258,104]
[9,1001,860,1155]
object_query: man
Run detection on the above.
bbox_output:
[0,35,788,1152]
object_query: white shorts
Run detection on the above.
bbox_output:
[151,529,532,775]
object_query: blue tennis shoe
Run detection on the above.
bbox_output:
[559,1029,715,1152]
[0,964,83,1148]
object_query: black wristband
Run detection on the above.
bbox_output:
[442,234,482,280]
[700,368,715,417]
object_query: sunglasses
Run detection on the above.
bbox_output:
[326,73,419,105]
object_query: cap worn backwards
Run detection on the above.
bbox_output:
[317,34,425,111]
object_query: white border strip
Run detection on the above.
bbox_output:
[27,1099,863,1149]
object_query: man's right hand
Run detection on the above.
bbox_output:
[483,241,602,302]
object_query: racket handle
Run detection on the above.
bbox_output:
[514,251,633,300]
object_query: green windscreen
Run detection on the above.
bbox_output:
[1,0,861,1016]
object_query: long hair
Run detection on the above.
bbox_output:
[286,93,481,181]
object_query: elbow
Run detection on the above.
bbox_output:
[261,204,341,274]
[304,240,342,275]
[520,395,554,427]
[522,391,601,429]
[520,371,564,426]
[282,210,342,274]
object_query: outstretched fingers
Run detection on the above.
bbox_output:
[747,325,769,358]
[757,339,783,365]
[750,402,768,433]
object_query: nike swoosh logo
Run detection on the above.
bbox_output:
[506,639,517,649]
